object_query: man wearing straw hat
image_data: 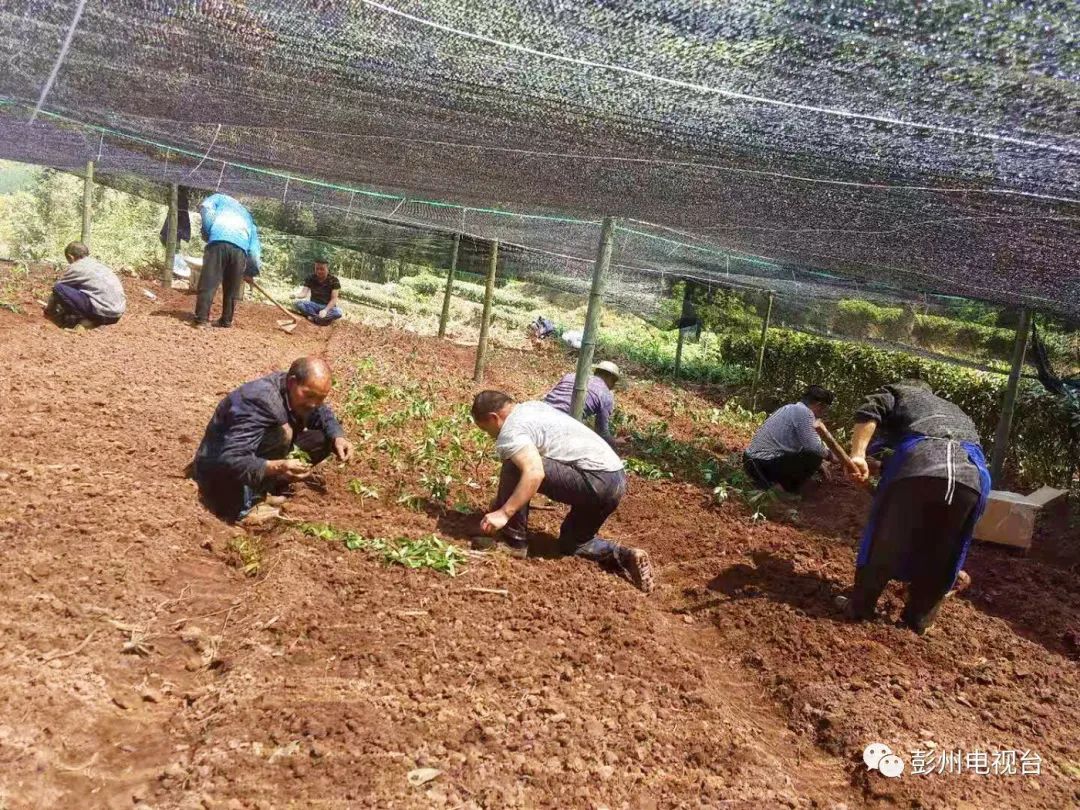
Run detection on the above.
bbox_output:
[543,361,621,448]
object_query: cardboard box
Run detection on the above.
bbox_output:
[973,487,1067,551]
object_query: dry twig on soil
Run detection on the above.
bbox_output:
[41,630,96,662]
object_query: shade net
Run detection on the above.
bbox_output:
[0,1,1077,320]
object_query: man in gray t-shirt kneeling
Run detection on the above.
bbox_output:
[471,390,654,593]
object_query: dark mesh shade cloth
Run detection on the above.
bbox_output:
[0,1,1076,317]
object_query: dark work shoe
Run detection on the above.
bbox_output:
[616,546,654,593]
[212,320,232,328]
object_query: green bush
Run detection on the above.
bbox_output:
[832,299,916,343]
[912,313,1015,358]
[337,279,413,314]
[717,329,1074,487]
[597,320,751,386]
[400,272,539,312]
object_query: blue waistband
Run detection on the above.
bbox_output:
[856,433,991,584]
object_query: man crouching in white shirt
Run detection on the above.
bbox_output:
[471,390,654,593]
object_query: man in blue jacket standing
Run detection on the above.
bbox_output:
[193,193,262,329]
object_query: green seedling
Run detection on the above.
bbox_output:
[228,534,263,576]
[347,479,380,506]
[624,457,673,480]
[299,522,466,576]
[287,446,311,463]
[396,493,426,512]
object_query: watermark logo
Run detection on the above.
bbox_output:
[863,743,905,778]
[863,743,1041,778]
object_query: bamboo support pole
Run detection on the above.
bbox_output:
[989,307,1032,484]
[750,292,775,410]
[570,217,616,420]
[438,233,461,338]
[472,240,499,382]
[80,160,94,246]
[164,182,178,285]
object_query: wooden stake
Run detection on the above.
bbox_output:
[81,159,94,246]
[164,182,178,285]
[673,281,692,379]
[750,292,774,411]
[674,327,686,380]
[438,233,460,338]
[473,240,498,382]
[989,307,1032,484]
[571,216,616,420]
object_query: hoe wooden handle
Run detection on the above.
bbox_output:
[248,278,298,323]
[815,422,859,474]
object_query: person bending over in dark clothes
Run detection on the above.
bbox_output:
[840,380,990,634]
[743,385,835,492]
[192,356,354,524]
[193,193,261,329]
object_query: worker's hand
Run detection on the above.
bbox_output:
[318,308,329,319]
[333,436,354,463]
[480,509,509,535]
[848,455,870,482]
[819,460,834,482]
[269,458,311,481]
[244,275,254,286]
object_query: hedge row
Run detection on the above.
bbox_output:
[400,273,538,312]
[832,298,1073,365]
[716,328,1075,488]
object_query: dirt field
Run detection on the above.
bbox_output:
[0,265,1077,809]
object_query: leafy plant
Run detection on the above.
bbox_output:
[286,446,311,463]
[624,457,673,480]
[396,493,426,511]
[228,534,263,576]
[347,479,379,506]
[299,522,466,576]
[420,472,453,503]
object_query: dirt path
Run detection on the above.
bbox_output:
[0,268,1076,808]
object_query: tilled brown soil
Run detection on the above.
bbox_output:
[0,266,1077,809]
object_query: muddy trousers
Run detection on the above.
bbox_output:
[849,476,980,633]
[195,428,330,522]
[496,459,627,562]
[195,241,248,326]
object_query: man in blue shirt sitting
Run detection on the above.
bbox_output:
[543,361,619,448]
[192,356,354,523]
[193,193,262,329]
